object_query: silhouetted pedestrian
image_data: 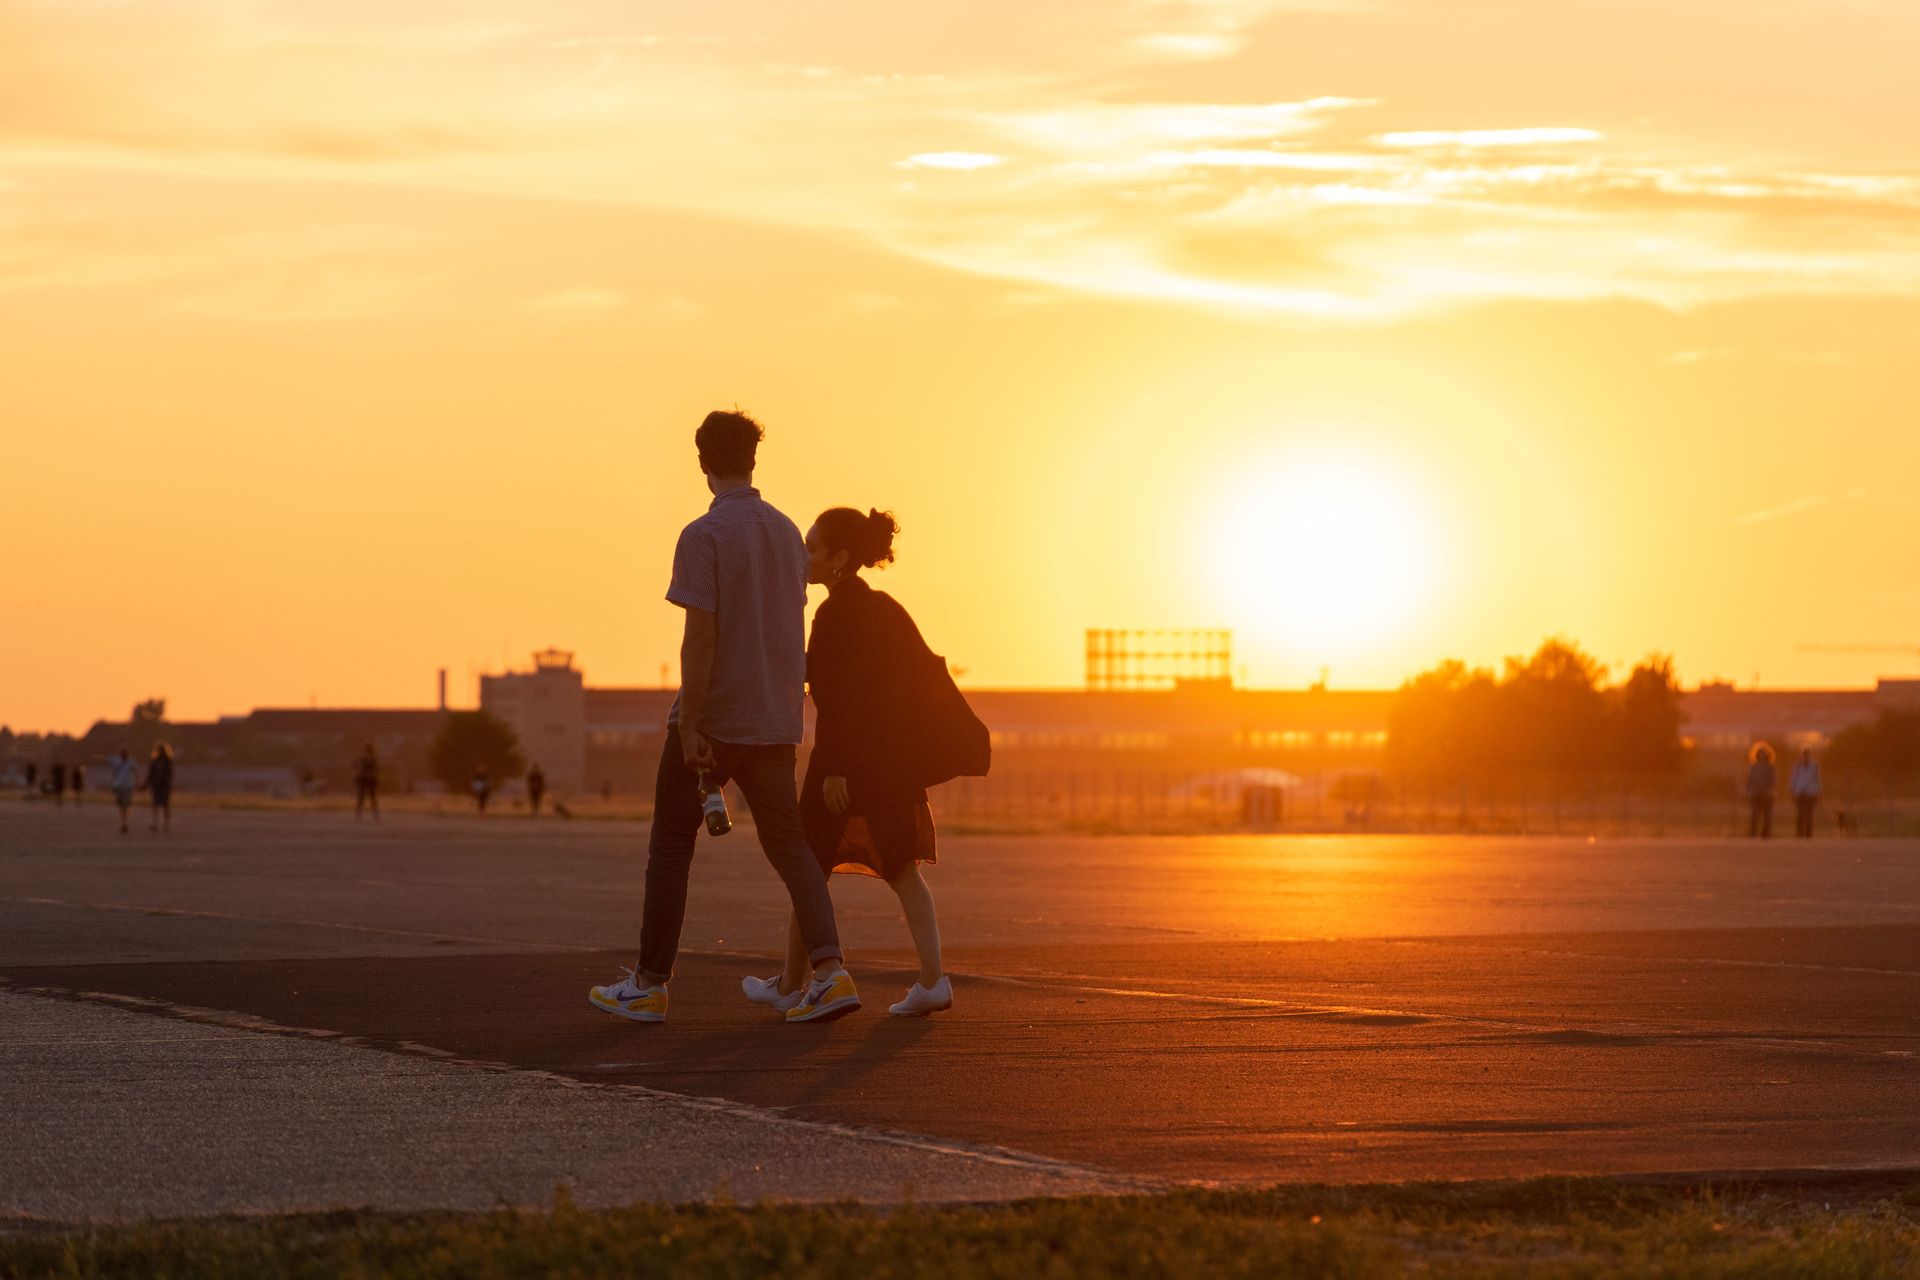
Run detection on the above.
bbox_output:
[1746,742,1776,838]
[471,762,490,813]
[526,763,546,815]
[744,505,988,1020]
[145,742,174,833]
[1790,747,1822,838]
[588,408,857,1026]
[108,749,138,834]
[23,763,36,792]
[353,743,380,821]
[49,762,66,807]
[70,763,85,806]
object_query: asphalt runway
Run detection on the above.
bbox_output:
[4,802,1919,1202]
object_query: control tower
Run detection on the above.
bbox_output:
[479,648,587,792]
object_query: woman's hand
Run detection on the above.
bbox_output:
[824,776,851,814]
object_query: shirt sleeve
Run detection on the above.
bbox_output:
[665,525,719,612]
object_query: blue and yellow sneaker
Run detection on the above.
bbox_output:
[786,968,861,1024]
[589,967,667,1023]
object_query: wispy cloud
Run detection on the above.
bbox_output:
[4,3,1919,322]
[1131,31,1243,59]
[984,98,1365,152]
[1736,489,1869,526]
[896,152,1006,171]
[1379,128,1603,148]
[1124,0,1372,62]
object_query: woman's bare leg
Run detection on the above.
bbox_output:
[888,864,943,987]
[780,910,809,994]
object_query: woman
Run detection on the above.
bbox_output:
[1745,741,1776,839]
[743,508,977,1017]
[145,741,175,833]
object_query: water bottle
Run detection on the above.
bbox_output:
[697,769,732,836]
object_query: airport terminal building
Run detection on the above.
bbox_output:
[42,650,1920,802]
[475,652,1920,800]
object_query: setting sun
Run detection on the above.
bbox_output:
[1203,452,1443,659]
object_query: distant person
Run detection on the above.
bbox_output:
[108,749,138,834]
[49,761,66,807]
[526,763,546,815]
[589,409,857,1026]
[353,744,380,821]
[742,507,987,1019]
[145,742,175,833]
[1790,748,1822,838]
[23,762,36,792]
[1745,742,1776,838]
[471,762,490,813]
[70,763,85,806]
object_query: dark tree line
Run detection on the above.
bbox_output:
[1387,639,1685,779]
[1826,709,1920,785]
[427,710,524,793]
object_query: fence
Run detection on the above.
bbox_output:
[929,767,1920,838]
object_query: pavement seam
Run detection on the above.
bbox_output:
[2,896,606,954]
[0,981,1166,1196]
[969,971,1916,1058]
[1391,935,1920,981]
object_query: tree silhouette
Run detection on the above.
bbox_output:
[1611,656,1686,774]
[1388,639,1686,780]
[1501,638,1608,772]
[1827,708,1920,786]
[427,711,525,794]
[132,698,167,724]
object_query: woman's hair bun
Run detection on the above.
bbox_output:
[815,506,900,570]
[861,508,899,568]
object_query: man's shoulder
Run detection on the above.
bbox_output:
[746,494,804,538]
[674,514,718,554]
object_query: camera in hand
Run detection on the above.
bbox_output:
[696,769,732,836]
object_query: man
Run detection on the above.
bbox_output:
[108,748,138,835]
[590,410,859,1025]
[353,744,379,821]
[526,762,546,816]
[1790,747,1822,838]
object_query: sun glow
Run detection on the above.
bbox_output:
[1203,451,1444,658]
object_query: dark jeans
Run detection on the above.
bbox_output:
[1749,794,1773,838]
[1795,795,1817,838]
[638,732,842,983]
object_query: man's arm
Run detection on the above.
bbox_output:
[677,606,719,769]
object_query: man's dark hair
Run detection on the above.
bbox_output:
[695,410,763,477]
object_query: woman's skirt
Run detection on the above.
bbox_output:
[801,776,937,881]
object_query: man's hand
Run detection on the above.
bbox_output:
[823,775,851,814]
[679,720,717,771]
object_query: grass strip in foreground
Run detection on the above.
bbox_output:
[4,1176,1919,1279]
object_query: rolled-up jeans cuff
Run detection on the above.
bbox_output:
[808,946,844,969]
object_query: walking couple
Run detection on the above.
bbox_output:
[589,410,988,1026]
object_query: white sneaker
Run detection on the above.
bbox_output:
[741,974,806,1013]
[888,976,953,1017]
[589,967,667,1023]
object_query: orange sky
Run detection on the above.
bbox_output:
[4,0,1919,733]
